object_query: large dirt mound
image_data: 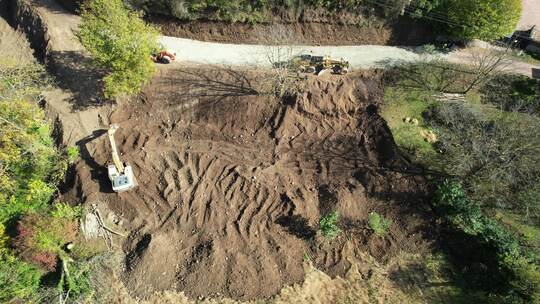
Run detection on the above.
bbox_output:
[63,67,431,300]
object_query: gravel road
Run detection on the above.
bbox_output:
[158,36,425,68]
[159,36,540,78]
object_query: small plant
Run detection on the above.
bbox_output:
[51,203,82,220]
[65,146,80,164]
[319,211,341,239]
[368,212,392,236]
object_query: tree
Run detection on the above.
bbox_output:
[461,48,512,93]
[447,0,521,41]
[78,0,159,98]
[259,24,305,97]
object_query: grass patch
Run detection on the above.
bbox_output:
[381,87,438,164]
[503,49,540,65]
[319,211,340,239]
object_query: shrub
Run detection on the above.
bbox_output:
[14,213,78,271]
[0,79,61,222]
[66,146,80,164]
[434,180,540,301]
[482,75,540,115]
[78,0,159,98]
[426,102,540,223]
[51,202,82,220]
[368,212,392,236]
[0,253,42,302]
[319,211,341,239]
[446,0,521,40]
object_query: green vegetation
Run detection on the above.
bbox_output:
[368,212,392,236]
[131,0,433,23]
[319,211,341,239]
[435,181,540,302]
[446,0,521,40]
[383,60,540,302]
[79,0,159,98]
[0,57,99,302]
[133,0,521,41]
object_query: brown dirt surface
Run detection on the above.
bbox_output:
[149,16,434,46]
[61,65,433,301]
[0,16,34,63]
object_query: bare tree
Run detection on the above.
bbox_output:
[428,102,540,222]
[256,24,306,97]
[462,48,513,94]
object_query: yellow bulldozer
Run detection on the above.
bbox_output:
[277,54,349,75]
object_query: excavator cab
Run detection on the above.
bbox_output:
[107,124,136,192]
[108,165,134,192]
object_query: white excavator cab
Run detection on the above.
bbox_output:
[107,124,136,192]
[108,164,135,192]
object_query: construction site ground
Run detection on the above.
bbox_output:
[61,66,433,300]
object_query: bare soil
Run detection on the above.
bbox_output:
[61,66,433,301]
[149,16,434,46]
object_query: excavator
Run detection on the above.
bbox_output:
[107,124,135,192]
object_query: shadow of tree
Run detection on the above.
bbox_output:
[276,214,315,240]
[147,65,261,109]
[75,129,114,193]
[533,68,540,79]
[48,50,112,110]
[33,0,77,15]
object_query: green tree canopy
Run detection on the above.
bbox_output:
[78,0,159,98]
[447,0,521,41]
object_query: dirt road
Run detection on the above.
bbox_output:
[159,36,540,77]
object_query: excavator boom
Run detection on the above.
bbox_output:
[108,124,125,173]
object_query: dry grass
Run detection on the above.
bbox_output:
[83,251,479,304]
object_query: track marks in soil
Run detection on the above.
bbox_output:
[66,68,431,300]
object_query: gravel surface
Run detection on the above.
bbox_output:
[159,36,424,68]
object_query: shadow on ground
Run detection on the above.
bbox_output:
[147,65,261,109]
[48,50,112,110]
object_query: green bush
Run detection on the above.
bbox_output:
[319,211,341,239]
[434,180,540,302]
[368,212,392,236]
[79,0,159,98]
[66,146,80,164]
[446,0,521,40]
[0,253,42,302]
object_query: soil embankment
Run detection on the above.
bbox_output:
[149,16,434,46]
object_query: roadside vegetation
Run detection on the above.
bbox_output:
[131,0,521,41]
[0,58,103,302]
[381,53,540,303]
[79,0,159,98]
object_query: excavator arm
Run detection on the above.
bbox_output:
[108,124,125,173]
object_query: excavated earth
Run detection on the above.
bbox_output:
[4,0,433,300]
[61,66,433,300]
